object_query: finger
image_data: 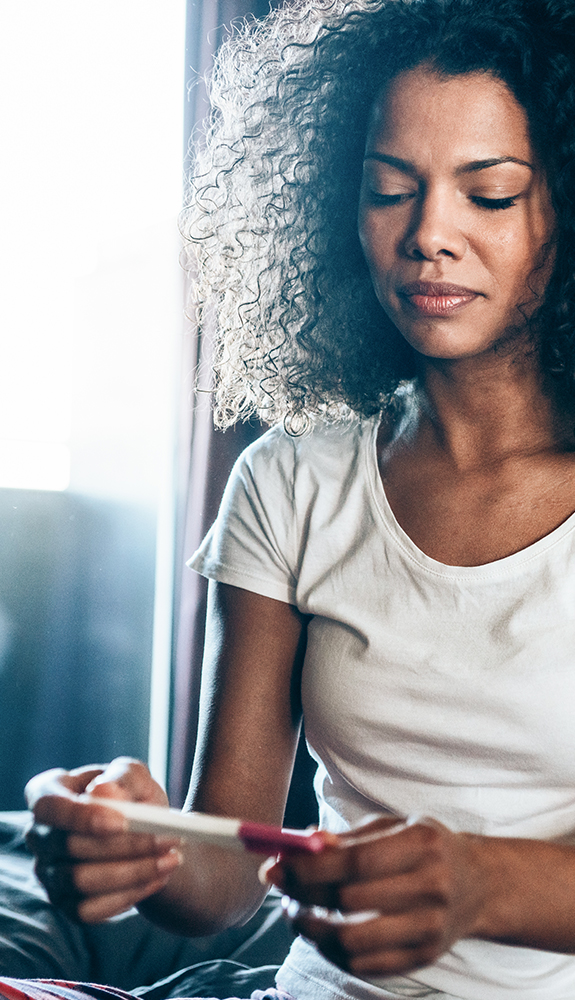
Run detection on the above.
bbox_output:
[26,821,177,867]
[336,908,443,956]
[25,767,106,809]
[35,856,82,909]
[68,848,183,897]
[336,820,439,883]
[269,823,401,890]
[76,874,176,924]
[271,820,441,902]
[66,831,182,861]
[31,795,129,835]
[85,758,167,806]
[338,867,444,915]
[338,815,416,846]
[293,907,444,976]
[26,823,70,862]
[26,765,130,838]
[348,943,439,977]
[36,846,182,913]
[266,823,396,883]
[288,909,348,969]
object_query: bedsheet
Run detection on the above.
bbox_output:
[0,813,292,992]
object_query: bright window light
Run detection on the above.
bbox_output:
[0,1,185,497]
[0,441,70,492]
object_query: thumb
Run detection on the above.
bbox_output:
[25,766,106,809]
[85,757,167,806]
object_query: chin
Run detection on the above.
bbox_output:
[402,330,490,361]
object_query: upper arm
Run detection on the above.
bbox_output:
[187,581,309,827]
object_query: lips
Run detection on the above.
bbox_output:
[399,281,480,317]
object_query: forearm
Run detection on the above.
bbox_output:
[469,835,575,953]
[137,841,267,936]
[139,585,307,937]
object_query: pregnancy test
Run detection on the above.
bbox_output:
[84,797,325,855]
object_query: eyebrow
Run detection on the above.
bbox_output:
[364,153,534,176]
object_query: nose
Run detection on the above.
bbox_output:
[403,187,467,261]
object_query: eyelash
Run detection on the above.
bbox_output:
[471,196,517,211]
[368,193,412,206]
[367,192,518,211]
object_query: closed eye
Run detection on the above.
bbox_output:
[471,195,518,210]
[367,191,415,206]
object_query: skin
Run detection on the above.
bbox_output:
[357,67,575,567]
[27,585,308,932]
[359,69,556,365]
[25,68,575,978]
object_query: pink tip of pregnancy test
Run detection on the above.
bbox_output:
[239,822,325,855]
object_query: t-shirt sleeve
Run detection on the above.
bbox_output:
[187,426,298,605]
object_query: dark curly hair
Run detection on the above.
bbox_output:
[181,0,575,431]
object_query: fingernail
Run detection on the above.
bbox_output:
[258,856,277,885]
[157,848,183,871]
[282,895,301,920]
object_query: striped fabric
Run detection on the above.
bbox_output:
[0,980,138,1000]
[0,979,295,1000]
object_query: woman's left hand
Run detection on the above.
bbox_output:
[266,816,487,977]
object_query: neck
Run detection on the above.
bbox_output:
[412,347,573,471]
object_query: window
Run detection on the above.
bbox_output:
[0,1,186,807]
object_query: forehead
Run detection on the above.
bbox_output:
[366,68,534,164]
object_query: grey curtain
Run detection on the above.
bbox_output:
[168,1,284,806]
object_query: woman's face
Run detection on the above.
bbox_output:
[358,67,556,362]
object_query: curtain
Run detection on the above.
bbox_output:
[168,1,284,806]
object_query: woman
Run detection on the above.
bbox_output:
[15,1,575,998]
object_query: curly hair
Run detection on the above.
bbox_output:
[180,0,575,431]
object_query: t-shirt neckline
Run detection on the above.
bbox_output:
[364,414,575,581]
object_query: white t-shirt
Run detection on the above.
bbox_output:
[188,415,575,1000]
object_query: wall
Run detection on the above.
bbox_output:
[0,490,155,809]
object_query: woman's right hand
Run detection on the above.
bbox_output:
[25,757,183,923]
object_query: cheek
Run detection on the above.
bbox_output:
[496,236,550,302]
[476,208,554,290]
[357,209,375,265]
[358,215,395,290]
[469,211,516,253]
